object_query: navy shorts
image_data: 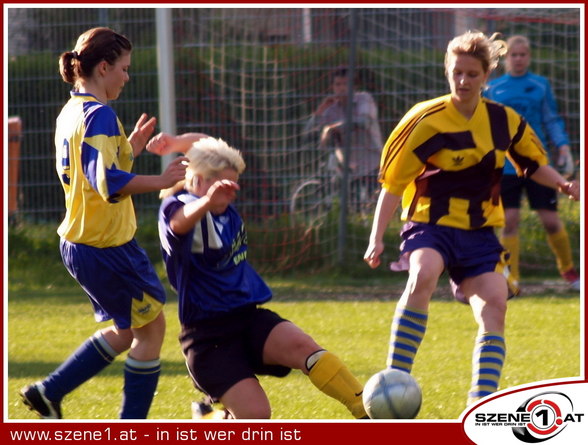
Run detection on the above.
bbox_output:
[501,174,558,211]
[395,222,517,302]
[60,238,166,329]
[179,305,291,400]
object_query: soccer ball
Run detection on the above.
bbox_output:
[362,368,422,419]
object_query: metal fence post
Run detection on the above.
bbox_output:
[337,8,358,266]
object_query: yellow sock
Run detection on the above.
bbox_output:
[500,234,520,282]
[546,228,574,274]
[308,351,367,418]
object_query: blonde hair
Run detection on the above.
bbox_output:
[445,30,507,73]
[160,137,245,198]
[506,35,530,52]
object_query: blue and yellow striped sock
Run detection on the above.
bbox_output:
[120,357,161,419]
[467,332,506,405]
[386,305,428,372]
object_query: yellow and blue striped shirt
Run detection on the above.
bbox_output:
[379,94,548,230]
[55,92,136,247]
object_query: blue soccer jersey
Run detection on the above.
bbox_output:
[159,191,272,324]
[484,72,570,175]
[55,92,137,247]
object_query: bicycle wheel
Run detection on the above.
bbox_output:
[289,178,331,229]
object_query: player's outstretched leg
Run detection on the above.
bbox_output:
[20,331,119,419]
[263,320,367,418]
[307,350,367,419]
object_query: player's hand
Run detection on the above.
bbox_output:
[364,240,384,269]
[207,180,240,213]
[147,132,174,156]
[557,180,580,201]
[159,156,189,189]
[129,113,157,154]
[557,145,574,179]
[557,179,580,201]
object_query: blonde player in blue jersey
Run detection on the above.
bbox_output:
[363,31,579,407]
[155,135,367,419]
[20,27,192,419]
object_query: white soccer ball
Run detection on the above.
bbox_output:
[362,368,422,419]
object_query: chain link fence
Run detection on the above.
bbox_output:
[6,7,581,273]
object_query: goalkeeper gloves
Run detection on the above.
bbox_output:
[557,145,574,178]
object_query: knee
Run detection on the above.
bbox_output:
[291,335,322,371]
[476,295,507,332]
[406,268,438,297]
[100,327,133,353]
[543,221,562,234]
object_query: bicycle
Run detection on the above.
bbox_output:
[289,149,342,229]
[290,124,380,230]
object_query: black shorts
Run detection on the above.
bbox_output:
[179,305,291,400]
[501,175,558,211]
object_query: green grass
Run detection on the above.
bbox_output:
[6,199,581,420]
[7,281,580,420]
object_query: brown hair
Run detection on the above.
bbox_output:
[445,30,507,73]
[58,27,132,87]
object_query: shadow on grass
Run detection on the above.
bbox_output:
[8,359,190,379]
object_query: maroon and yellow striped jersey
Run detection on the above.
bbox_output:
[379,94,548,229]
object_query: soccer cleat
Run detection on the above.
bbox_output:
[562,268,580,291]
[20,382,62,419]
[191,399,232,420]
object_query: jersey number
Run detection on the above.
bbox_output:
[61,138,71,185]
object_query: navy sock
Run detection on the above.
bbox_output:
[119,356,161,419]
[43,332,117,402]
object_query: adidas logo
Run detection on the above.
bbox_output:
[452,155,465,166]
[137,304,152,314]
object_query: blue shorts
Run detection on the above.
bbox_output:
[60,238,166,329]
[394,222,518,303]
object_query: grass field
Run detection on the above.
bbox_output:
[6,275,581,420]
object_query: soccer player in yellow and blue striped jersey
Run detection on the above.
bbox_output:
[20,27,190,419]
[364,31,579,408]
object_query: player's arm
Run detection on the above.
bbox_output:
[118,156,189,196]
[169,180,240,235]
[540,83,574,178]
[530,165,579,201]
[364,188,402,269]
[146,132,210,156]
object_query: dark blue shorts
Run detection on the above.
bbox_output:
[60,238,166,329]
[180,305,291,400]
[394,222,518,302]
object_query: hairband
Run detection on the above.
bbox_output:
[71,51,79,60]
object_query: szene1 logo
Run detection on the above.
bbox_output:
[511,391,584,443]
